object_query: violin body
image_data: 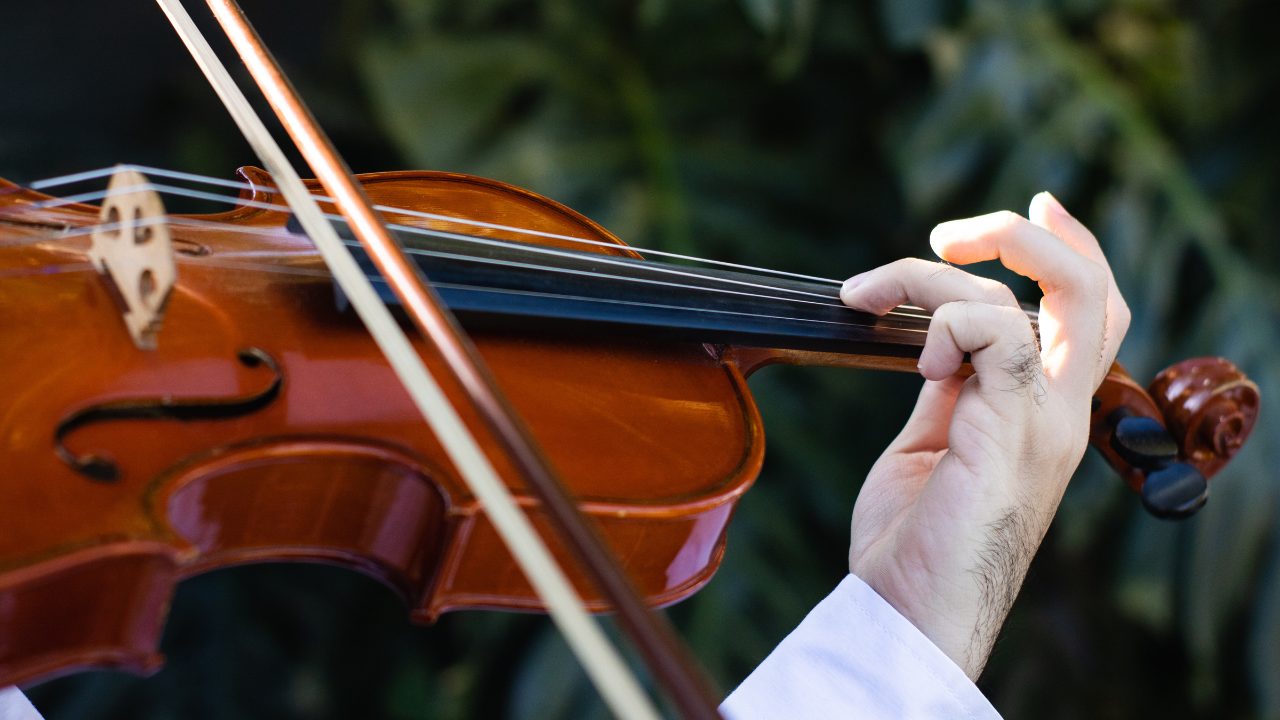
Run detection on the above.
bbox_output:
[0,169,763,686]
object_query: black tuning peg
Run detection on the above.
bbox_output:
[1111,414,1178,470]
[1140,462,1209,520]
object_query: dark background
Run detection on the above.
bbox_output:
[4,0,1279,718]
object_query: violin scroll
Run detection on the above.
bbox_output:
[1148,357,1259,478]
[1090,358,1259,519]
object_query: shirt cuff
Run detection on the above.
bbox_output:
[720,574,1000,720]
[0,688,43,720]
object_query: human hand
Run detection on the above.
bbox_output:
[839,193,1129,680]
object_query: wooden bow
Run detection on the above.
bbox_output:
[156,0,722,717]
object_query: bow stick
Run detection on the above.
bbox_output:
[154,0,723,717]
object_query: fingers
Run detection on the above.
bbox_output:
[841,257,1039,397]
[1028,192,1130,370]
[841,258,1019,315]
[928,207,1108,396]
[919,301,1041,395]
[1028,192,1104,265]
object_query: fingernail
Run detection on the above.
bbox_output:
[1041,191,1070,218]
[841,273,867,299]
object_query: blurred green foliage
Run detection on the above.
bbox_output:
[7,0,1280,718]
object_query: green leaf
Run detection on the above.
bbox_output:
[1251,532,1280,720]
[360,34,552,171]
[879,0,948,49]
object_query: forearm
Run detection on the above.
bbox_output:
[852,498,1054,680]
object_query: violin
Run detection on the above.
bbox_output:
[0,161,1259,690]
[0,1,1263,715]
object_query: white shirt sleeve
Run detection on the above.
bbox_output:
[720,574,1001,720]
[0,688,42,720]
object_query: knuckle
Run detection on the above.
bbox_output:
[888,257,919,272]
[998,299,1029,322]
[981,281,1019,308]
[932,301,1033,350]
[1113,301,1132,336]
[932,299,968,324]
[992,303,1033,331]
[884,257,927,284]
[900,257,946,277]
[929,301,965,340]
[1064,257,1107,298]
[1084,262,1108,295]
[1115,297,1132,323]
[991,210,1026,234]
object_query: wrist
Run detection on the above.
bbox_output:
[851,559,990,680]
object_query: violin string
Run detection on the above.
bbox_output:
[29,182,849,307]
[0,239,927,335]
[4,200,853,320]
[31,164,845,286]
[0,218,1037,335]
[162,218,851,311]
[7,173,1037,329]
[22,171,949,323]
[0,248,1047,349]
[15,202,948,334]
[0,261,96,279]
[0,213,177,247]
[0,214,932,334]
[0,203,1034,333]
[164,254,932,335]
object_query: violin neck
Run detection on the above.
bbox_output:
[306,218,973,368]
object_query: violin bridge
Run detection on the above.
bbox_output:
[88,167,176,350]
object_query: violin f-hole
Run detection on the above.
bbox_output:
[53,348,284,482]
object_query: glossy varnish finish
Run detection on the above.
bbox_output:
[0,170,762,685]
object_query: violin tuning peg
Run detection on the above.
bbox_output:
[1140,462,1208,520]
[1110,415,1178,470]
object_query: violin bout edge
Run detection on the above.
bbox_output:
[0,541,178,687]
